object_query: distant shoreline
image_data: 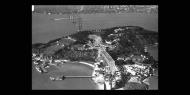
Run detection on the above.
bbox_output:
[32,13,158,43]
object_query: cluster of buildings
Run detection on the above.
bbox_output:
[33,5,158,15]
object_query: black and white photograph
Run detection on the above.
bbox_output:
[32,5,158,90]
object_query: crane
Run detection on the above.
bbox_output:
[51,8,83,32]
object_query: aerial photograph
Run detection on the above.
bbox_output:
[32,5,158,90]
